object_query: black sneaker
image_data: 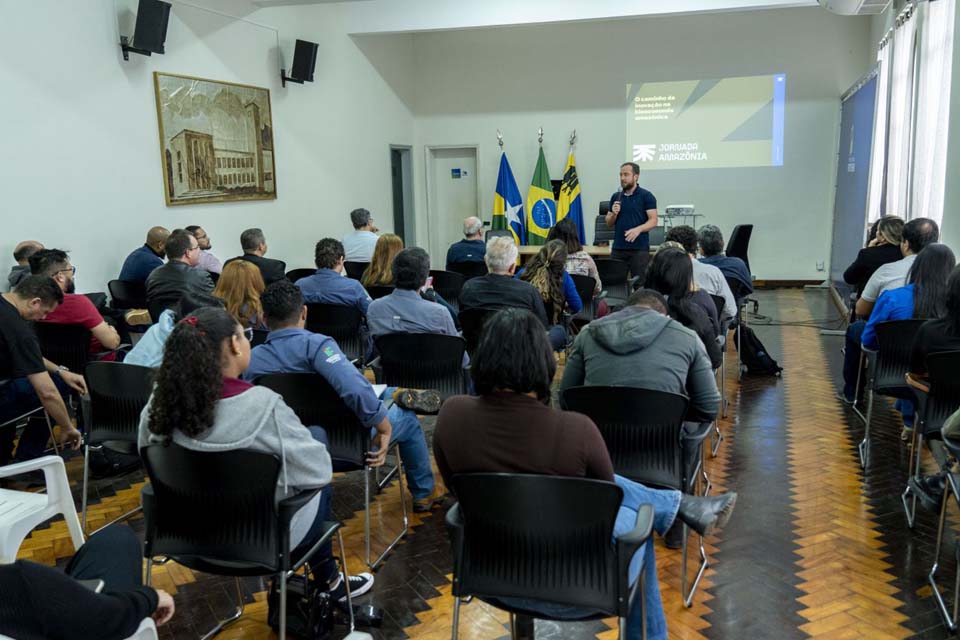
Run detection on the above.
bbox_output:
[910,473,946,512]
[328,571,374,603]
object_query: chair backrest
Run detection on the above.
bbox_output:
[147,296,180,325]
[255,373,368,470]
[365,284,395,300]
[140,444,283,573]
[648,226,666,247]
[485,229,514,243]
[723,276,751,304]
[561,386,688,490]
[343,261,369,281]
[374,333,467,398]
[709,294,725,320]
[447,261,488,281]
[873,319,927,392]
[34,323,92,374]
[251,329,269,347]
[924,351,960,432]
[570,274,597,309]
[594,213,615,245]
[285,268,315,283]
[108,279,147,310]
[85,362,154,447]
[451,473,624,614]
[429,270,465,306]
[458,308,495,355]
[304,303,364,362]
[725,224,753,274]
[595,259,630,302]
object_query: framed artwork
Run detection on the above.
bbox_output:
[153,72,277,206]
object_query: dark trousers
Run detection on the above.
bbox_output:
[842,320,866,399]
[611,249,652,281]
[0,375,74,465]
[65,525,144,590]
[290,426,338,583]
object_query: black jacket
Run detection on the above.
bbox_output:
[843,244,903,295]
[459,273,548,326]
[224,253,287,286]
[145,260,214,307]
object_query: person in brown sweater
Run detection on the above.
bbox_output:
[434,308,737,640]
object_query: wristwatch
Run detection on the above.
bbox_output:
[55,365,69,376]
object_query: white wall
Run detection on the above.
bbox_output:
[0,0,415,292]
[406,8,871,280]
[940,0,960,252]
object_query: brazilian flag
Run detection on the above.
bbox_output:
[526,147,555,246]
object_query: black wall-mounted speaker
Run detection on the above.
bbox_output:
[290,39,319,82]
[133,0,171,54]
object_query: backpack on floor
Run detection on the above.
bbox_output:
[736,325,783,376]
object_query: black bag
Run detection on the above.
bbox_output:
[736,325,783,376]
[267,574,334,639]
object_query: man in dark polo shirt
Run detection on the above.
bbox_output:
[606,162,659,277]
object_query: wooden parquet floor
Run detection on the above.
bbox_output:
[12,289,960,639]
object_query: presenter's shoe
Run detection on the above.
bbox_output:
[393,388,442,415]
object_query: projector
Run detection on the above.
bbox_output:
[817,0,890,16]
[664,205,695,218]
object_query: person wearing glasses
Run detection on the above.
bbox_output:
[145,229,215,317]
[185,225,222,275]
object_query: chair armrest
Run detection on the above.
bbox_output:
[906,372,930,394]
[0,454,64,479]
[596,290,608,301]
[616,503,654,591]
[627,276,641,291]
[278,488,322,528]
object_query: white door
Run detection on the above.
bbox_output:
[426,146,479,261]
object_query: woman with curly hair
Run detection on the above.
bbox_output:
[137,306,374,600]
[213,259,266,329]
[518,239,582,350]
[361,233,404,288]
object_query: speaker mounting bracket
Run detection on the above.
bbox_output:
[280,69,305,88]
[120,36,154,61]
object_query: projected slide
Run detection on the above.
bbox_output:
[625,73,785,170]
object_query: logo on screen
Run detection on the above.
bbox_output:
[632,144,657,162]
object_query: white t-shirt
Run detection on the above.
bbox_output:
[691,259,736,323]
[861,254,917,303]
[342,230,379,262]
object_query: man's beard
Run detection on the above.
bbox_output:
[65,280,76,294]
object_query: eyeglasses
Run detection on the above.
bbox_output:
[242,327,254,342]
[58,266,77,275]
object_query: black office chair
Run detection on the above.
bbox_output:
[708,293,728,451]
[447,261,488,281]
[484,229,514,242]
[648,226,666,248]
[594,211,615,246]
[569,273,602,328]
[343,261,369,281]
[857,319,925,470]
[147,296,180,325]
[365,285,395,300]
[724,276,753,380]
[285,268,315,283]
[304,303,366,365]
[561,386,705,607]
[108,280,147,310]
[429,270,465,312]
[374,334,468,400]
[255,373,407,569]
[33,323,94,376]
[458,308,495,356]
[79,362,153,533]
[446,473,654,640]
[251,329,269,347]
[596,259,631,306]
[725,224,757,313]
[140,444,356,640]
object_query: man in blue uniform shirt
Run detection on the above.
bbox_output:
[606,162,658,278]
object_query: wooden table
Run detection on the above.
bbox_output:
[517,244,612,257]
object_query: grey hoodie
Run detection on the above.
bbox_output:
[560,306,720,418]
[138,386,332,547]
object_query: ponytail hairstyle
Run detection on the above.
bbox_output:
[148,306,240,439]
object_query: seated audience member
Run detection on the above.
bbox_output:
[547,217,601,295]
[0,525,175,640]
[434,308,736,640]
[697,225,753,296]
[343,208,380,262]
[0,276,85,464]
[214,259,267,330]
[224,228,286,286]
[185,225,222,275]
[30,249,122,359]
[841,245,955,416]
[517,240,582,350]
[367,247,468,366]
[843,216,904,297]
[445,217,486,269]
[138,306,374,599]
[8,240,43,291]
[244,280,444,513]
[361,234,404,288]
[124,292,223,368]
[146,229,214,314]
[666,225,736,324]
[645,246,722,369]
[119,227,169,284]
[459,236,549,327]
[296,238,372,314]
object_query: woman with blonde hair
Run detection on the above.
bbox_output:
[518,239,582,350]
[213,259,266,329]
[361,234,404,287]
[843,215,904,296]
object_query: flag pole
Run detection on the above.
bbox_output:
[538,126,544,145]
[569,129,576,148]
[497,129,504,150]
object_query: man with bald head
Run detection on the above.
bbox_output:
[8,241,44,291]
[445,216,486,269]
[119,227,169,283]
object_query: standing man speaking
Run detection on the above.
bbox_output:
[606,162,659,277]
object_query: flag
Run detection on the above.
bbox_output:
[526,146,555,245]
[557,151,586,244]
[491,152,525,245]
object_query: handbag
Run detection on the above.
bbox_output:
[267,573,334,639]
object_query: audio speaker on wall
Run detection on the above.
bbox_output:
[290,39,319,82]
[133,0,171,54]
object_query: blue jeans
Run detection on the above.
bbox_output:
[842,320,866,399]
[0,375,73,465]
[500,475,679,640]
[372,387,434,500]
[548,325,567,351]
[291,426,338,582]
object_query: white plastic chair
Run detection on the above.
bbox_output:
[0,618,157,640]
[0,455,84,563]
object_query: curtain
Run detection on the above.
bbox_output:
[867,40,891,223]
[910,0,956,226]
[884,7,917,218]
